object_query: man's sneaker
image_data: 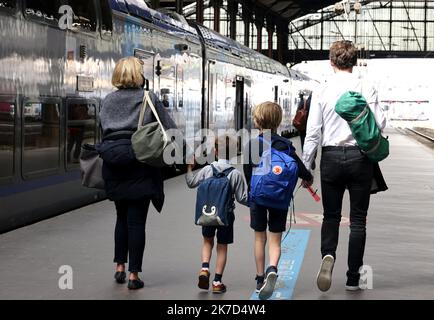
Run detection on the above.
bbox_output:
[255,275,265,293]
[258,266,278,300]
[345,277,361,291]
[212,281,227,294]
[316,255,335,292]
[198,269,210,290]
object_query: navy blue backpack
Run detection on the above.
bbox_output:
[195,165,234,227]
[250,137,299,210]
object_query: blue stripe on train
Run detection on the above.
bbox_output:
[0,171,81,198]
[250,229,311,300]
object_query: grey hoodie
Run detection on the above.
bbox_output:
[186,159,249,208]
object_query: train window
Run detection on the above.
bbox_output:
[66,102,96,168]
[24,0,61,25]
[0,101,14,179]
[68,1,97,32]
[159,62,176,109]
[100,0,113,37]
[23,101,60,178]
[134,49,154,90]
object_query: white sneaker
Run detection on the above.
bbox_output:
[345,285,361,291]
[316,255,335,292]
[258,267,278,300]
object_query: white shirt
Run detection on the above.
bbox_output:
[302,71,387,170]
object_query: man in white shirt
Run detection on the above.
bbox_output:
[302,40,386,292]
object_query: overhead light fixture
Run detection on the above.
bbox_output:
[334,2,344,14]
[354,1,362,14]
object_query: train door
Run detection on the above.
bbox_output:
[206,60,217,130]
[235,76,244,132]
[0,96,16,185]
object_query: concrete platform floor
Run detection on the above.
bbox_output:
[0,128,433,300]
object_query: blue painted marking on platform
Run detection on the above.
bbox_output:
[250,229,310,300]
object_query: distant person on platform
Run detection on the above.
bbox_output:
[295,91,316,169]
[301,40,386,292]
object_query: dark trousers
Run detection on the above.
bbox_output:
[320,147,373,281]
[114,198,150,273]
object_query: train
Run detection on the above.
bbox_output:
[0,0,314,234]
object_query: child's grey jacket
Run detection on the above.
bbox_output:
[186,159,249,207]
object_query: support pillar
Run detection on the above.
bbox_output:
[213,0,222,33]
[277,22,289,64]
[266,16,275,59]
[151,0,160,9]
[242,4,251,47]
[176,0,184,14]
[228,0,237,40]
[196,0,204,24]
[255,11,264,52]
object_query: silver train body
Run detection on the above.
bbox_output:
[0,0,311,233]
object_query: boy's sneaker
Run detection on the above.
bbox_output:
[212,281,227,294]
[258,266,278,300]
[255,275,265,293]
[345,277,361,291]
[316,254,335,292]
[198,269,210,290]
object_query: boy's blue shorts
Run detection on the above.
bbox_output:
[202,213,235,244]
[250,202,288,233]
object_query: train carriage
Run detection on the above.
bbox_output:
[0,0,311,233]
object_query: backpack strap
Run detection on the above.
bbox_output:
[258,135,295,156]
[211,164,234,178]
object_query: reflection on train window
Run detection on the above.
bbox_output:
[66,103,96,167]
[23,102,60,177]
[69,0,97,32]
[0,0,15,10]
[24,0,61,24]
[0,102,14,179]
[99,0,113,36]
[134,49,154,90]
[159,63,176,109]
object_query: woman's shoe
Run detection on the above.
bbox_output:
[128,278,144,290]
[114,271,126,284]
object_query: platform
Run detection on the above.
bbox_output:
[0,128,433,300]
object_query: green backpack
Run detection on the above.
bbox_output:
[335,91,389,162]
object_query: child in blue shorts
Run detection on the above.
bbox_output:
[186,135,248,293]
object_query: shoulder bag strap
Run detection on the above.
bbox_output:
[138,91,168,141]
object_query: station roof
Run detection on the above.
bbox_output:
[157,0,341,21]
[255,0,338,20]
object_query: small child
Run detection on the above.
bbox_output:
[243,101,313,300]
[186,135,248,294]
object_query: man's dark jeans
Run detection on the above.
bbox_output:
[320,146,373,281]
